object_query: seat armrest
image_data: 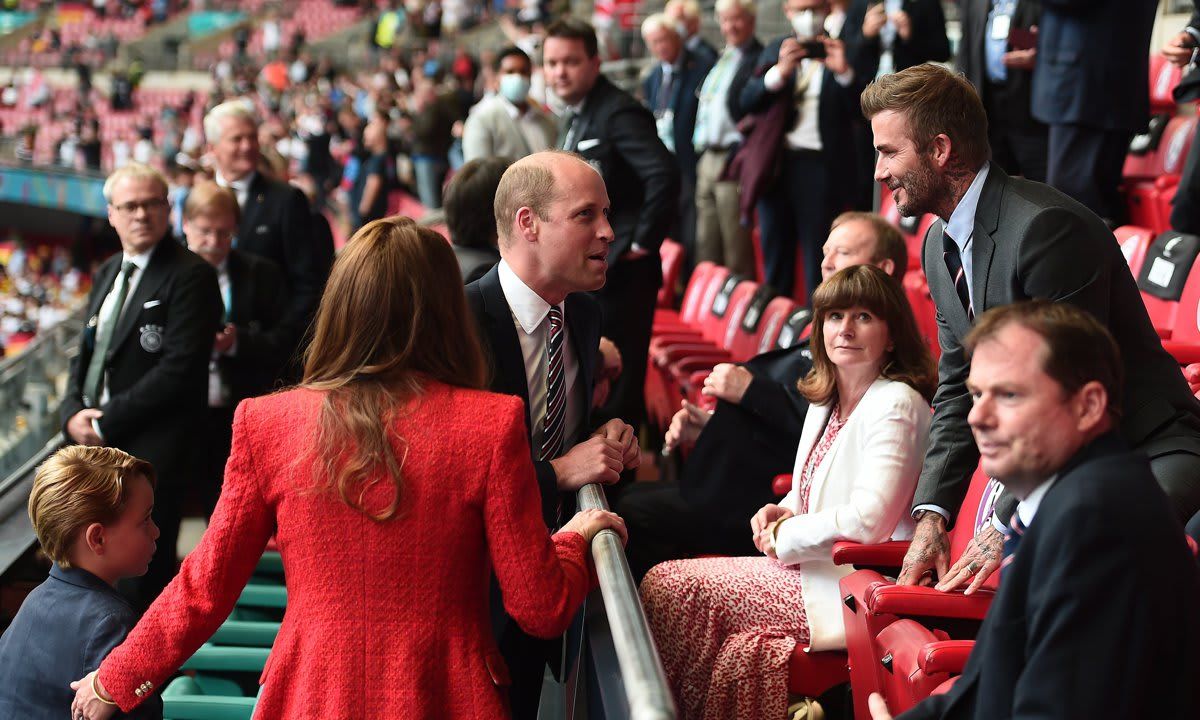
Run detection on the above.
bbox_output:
[654,342,723,366]
[669,353,733,376]
[832,540,911,567]
[917,640,975,675]
[866,584,995,621]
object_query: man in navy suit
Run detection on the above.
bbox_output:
[642,12,715,273]
[869,301,1200,720]
[465,151,640,720]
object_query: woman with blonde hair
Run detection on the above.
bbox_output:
[71,216,625,719]
[641,264,936,719]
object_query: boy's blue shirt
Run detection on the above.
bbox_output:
[0,564,163,719]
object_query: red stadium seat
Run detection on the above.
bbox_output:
[1124,116,1197,233]
[658,239,685,309]
[1150,52,1184,116]
[903,271,940,359]
[874,620,965,716]
[1114,225,1155,277]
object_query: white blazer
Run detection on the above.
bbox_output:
[775,377,931,651]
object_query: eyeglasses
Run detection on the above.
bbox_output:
[111,198,169,216]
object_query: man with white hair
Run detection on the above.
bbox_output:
[693,0,761,276]
[60,162,223,607]
[666,0,719,65]
[204,100,329,377]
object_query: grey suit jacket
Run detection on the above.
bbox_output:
[918,165,1200,525]
[462,96,556,162]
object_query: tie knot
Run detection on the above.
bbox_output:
[548,305,563,327]
[1009,513,1026,537]
[942,230,957,254]
[121,260,137,276]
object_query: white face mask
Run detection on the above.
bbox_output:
[499,73,532,103]
[790,9,827,39]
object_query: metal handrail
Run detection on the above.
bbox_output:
[577,483,676,720]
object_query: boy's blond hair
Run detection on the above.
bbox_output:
[28,446,156,568]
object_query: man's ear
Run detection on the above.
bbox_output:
[929,133,953,170]
[1074,380,1109,434]
[877,258,896,278]
[83,523,107,556]
[515,206,539,242]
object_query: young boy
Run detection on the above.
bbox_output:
[0,446,163,719]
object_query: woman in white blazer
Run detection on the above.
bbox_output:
[641,265,937,720]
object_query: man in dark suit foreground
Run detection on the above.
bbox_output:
[869,301,1200,720]
[861,63,1200,593]
[182,182,289,516]
[465,151,640,719]
[546,17,679,443]
[60,163,223,607]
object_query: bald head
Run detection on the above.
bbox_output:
[494,150,598,248]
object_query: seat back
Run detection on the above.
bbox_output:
[658,239,685,308]
[717,280,762,352]
[679,261,719,325]
[775,306,814,350]
[726,285,776,360]
[875,620,952,716]
[902,271,941,360]
[699,274,744,341]
[756,296,800,353]
[1150,53,1184,116]
[1114,225,1155,278]
[1136,231,1200,341]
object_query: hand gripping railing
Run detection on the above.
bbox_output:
[576,483,676,720]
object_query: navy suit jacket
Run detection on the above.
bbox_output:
[0,565,163,719]
[1030,0,1157,132]
[642,46,715,183]
[899,434,1200,720]
[465,264,602,528]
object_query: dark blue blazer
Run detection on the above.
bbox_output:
[642,46,715,183]
[1030,0,1157,132]
[0,565,163,719]
[900,433,1200,719]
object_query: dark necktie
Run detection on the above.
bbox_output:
[540,305,566,461]
[83,260,137,406]
[558,111,578,151]
[658,69,675,114]
[942,231,974,321]
[999,512,1027,577]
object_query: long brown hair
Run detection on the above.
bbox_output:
[302,216,488,520]
[798,265,937,407]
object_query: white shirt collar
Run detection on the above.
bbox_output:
[1016,474,1058,528]
[497,259,560,335]
[945,162,991,249]
[121,243,156,271]
[215,170,255,192]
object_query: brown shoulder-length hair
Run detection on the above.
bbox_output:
[797,265,937,406]
[302,216,488,521]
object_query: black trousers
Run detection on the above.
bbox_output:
[756,148,834,301]
[1045,122,1131,224]
[983,82,1048,183]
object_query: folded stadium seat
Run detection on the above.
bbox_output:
[161,675,258,720]
[902,271,941,359]
[1134,231,1200,361]
[1124,116,1197,234]
[1114,225,1156,277]
[1150,52,1185,117]
[649,273,742,359]
[652,278,759,370]
[679,285,779,404]
[658,239,685,309]
[837,463,1000,720]
[873,619,973,716]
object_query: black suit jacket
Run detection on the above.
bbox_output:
[236,173,330,366]
[918,166,1200,524]
[563,75,679,265]
[465,265,602,528]
[1030,0,1156,132]
[844,0,950,82]
[61,237,223,483]
[725,37,766,123]
[0,565,162,720]
[218,249,290,403]
[957,0,1042,133]
[900,434,1200,720]
[642,46,715,183]
[681,342,812,531]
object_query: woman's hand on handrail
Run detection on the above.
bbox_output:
[562,508,629,546]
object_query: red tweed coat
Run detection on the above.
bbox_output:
[98,383,593,718]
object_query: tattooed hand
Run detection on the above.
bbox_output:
[897,513,951,586]
[936,525,1004,594]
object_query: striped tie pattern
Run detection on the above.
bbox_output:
[540,305,566,461]
[999,513,1027,576]
[942,231,974,321]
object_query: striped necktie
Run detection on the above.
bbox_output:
[999,513,1027,576]
[540,305,566,461]
[942,231,974,321]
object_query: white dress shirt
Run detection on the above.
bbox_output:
[215,170,253,214]
[497,260,582,457]
[943,162,992,309]
[93,244,156,433]
[693,45,745,152]
[1016,475,1057,529]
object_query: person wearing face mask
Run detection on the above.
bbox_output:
[735,0,856,301]
[463,46,557,163]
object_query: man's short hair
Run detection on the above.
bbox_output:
[204,99,258,145]
[446,156,513,250]
[545,17,599,58]
[964,301,1124,418]
[830,211,907,282]
[493,151,582,246]
[184,181,240,223]
[666,0,702,20]
[860,63,991,173]
[714,0,756,16]
[494,46,532,73]
[642,13,677,38]
[29,446,156,568]
[102,162,168,203]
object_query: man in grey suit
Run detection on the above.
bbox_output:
[462,47,557,163]
[861,63,1200,593]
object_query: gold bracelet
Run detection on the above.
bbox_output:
[92,673,118,706]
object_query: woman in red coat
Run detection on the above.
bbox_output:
[70,217,626,719]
